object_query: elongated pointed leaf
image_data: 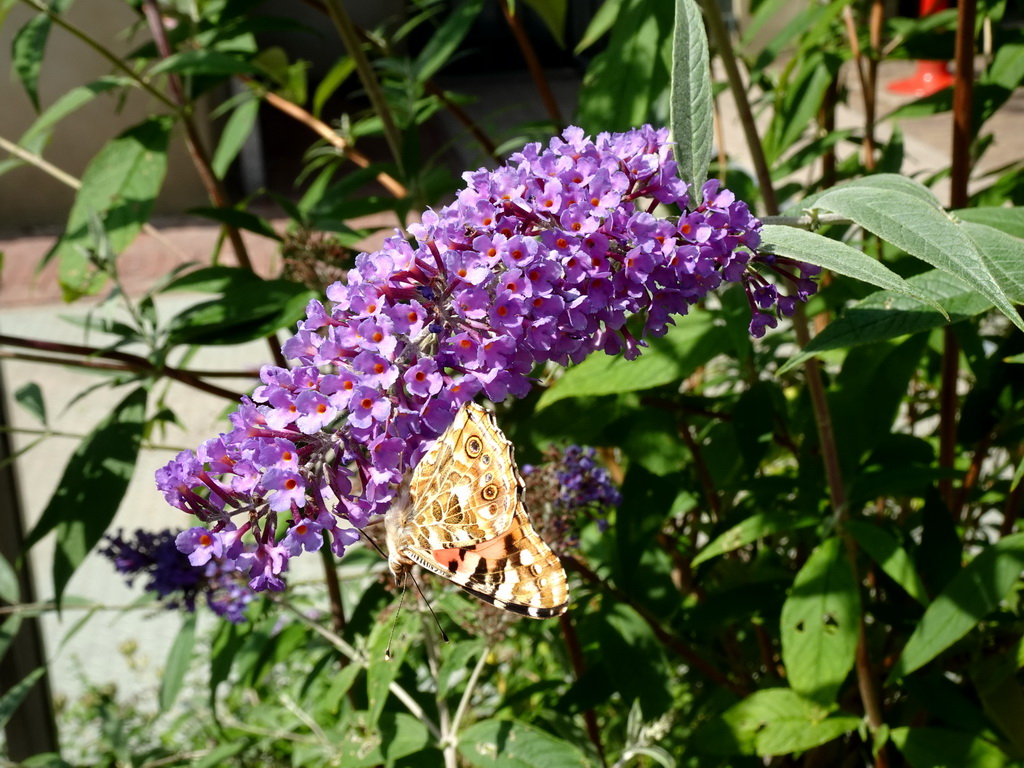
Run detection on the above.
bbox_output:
[889,532,1024,681]
[960,221,1024,303]
[160,613,197,712]
[955,206,1024,239]
[693,512,819,566]
[814,185,1024,332]
[760,225,946,316]
[890,727,1009,768]
[0,667,46,730]
[846,519,929,605]
[537,311,725,409]
[211,96,260,179]
[415,0,486,81]
[23,387,148,605]
[695,688,860,757]
[458,718,591,768]
[49,117,172,299]
[781,269,992,372]
[780,537,860,704]
[670,0,713,201]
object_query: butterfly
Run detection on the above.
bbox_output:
[384,402,568,618]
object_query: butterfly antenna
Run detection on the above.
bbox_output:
[385,576,408,661]
[409,572,450,644]
[357,526,389,560]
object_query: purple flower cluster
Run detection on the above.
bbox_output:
[524,445,622,548]
[155,124,817,592]
[102,529,255,622]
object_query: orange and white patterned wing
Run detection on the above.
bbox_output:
[384,402,568,618]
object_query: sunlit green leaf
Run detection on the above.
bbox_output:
[538,312,725,409]
[889,533,1024,681]
[780,537,859,704]
[890,727,1009,768]
[160,613,197,712]
[23,387,148,605]
[693,512,819,566]
[814,184,1024,332]
[211,96,260,179]
[846,519,929,605]
[670,0,712,201]
[458,718,591,767]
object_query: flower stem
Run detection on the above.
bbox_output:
[280,601,443,742]
[792,309,888,765]
[498,0,563,127]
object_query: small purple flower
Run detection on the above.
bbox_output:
[263,468,306,511]
[176,526,225,567]
[282,519,324,555]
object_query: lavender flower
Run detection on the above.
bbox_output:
[523,445,622,550]
[155,124,817,590]
[102,529,255,622]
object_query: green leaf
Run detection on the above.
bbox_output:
[670,0,712,202]
[313,56,355,118]
[695,688,860,757]
[187,207,282,241]
[961,221,1024,303]
[12,13,51,111]
[890,727,1009,768]
[165,279,313,346]
[159,613,197,712]
[415,0,485,81]
[889,532,1024,681]
[211,96,260,179]
[693,512,820,566]
[846,519,929,606]
[780,537,860,704]
[0,616,23,663]
[457,718,592,767]
[23,386,148,605]
[50,117,172,299]
[814,184,1024,332]
[0,553,18,604]
[781,270,992,372]
[575,0,672,132]
[148,49,257,77]
[954,206,1024,240]
[14,382,46,426]
[537,311,725,409]
[193,742,249,768]
[10,0,72,112]
[0,667,46,730]
[760,224,947,316]
[334,711,431,767]
[834,172,945,211]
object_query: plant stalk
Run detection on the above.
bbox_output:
[700,0,778,214]
[941,0,977,511]
[498,0,564,127]
[321,0,405,173]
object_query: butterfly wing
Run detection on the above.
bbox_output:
[404,502,569,618]
[406,402,521,549]
[384,402,569,618]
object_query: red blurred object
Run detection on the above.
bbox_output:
[887,0,956,97]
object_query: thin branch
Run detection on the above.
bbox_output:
[321,0,405,172]
[565,557,746,696]
[446,647,489,743]
[498,0,563,127]
[0,334,244,401]
[250,82,408,198]
[280,601,443,742]
[700,0,778,214]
